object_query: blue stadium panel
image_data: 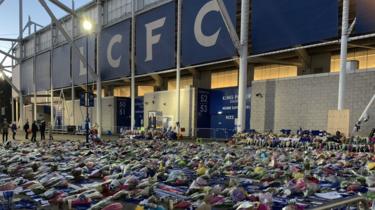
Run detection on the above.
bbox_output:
[252,0,338,54]
[356,0,375,34]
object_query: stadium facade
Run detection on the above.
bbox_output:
[10,0,375,137]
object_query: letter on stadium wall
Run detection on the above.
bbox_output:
[100,20,131,81]
[194,1,221,47]
[181,0,237,66]
[35,51,51,91]
[356,0,375,34]
[72,36,95,85]
[136,1,175,75]
[21,58,34,95]
[252,0,338,54]
[145,18,166,62]
[52,44,71,89]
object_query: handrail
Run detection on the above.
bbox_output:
[310,196,369,210]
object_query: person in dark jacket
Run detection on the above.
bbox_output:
[31,121,38,142]
[11,122,17,140]
[1,119,9,144]
[40,121,46,140]
[23,120,30,140]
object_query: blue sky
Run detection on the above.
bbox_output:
[0,0,92,73]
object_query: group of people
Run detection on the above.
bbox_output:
[0,119,49,144]
[1,119,17,144]
[22,120,47,142]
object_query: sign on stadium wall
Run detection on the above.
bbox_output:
[100,20,131,80]
[36,51,51,91]
[135,1,176,75]
[52,44,71,89]
[252,0,338,54]
[356,0,375,34]
[21,58,34,95]
[181,0,237,66]
[72,36,96,85]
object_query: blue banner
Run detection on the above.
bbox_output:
[136,2,176,74]
[72,36,96,85]
[356,0,375,34]
[209,87,251,127]
[181,0,237,66]
[196,89,211,138]
[252,0,338,54]
[135,97,144,128]
[100,20,131,80]
[21,58,34,95]
[197,89,210,128]
[210,87,239,115]
[116,98,131,132]
[210,114,236,139]
[52,44,71,89]
[35,51,51,91]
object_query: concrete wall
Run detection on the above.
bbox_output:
[62,97,115,132]
[143,87,195,136]
[251,69,375,136]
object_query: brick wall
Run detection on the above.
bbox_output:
[251,70,375,136]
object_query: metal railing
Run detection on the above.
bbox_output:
[195,128,236,141]
[310,196,369,210]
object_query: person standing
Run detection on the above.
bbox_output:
[48,122,54,141]
[11,122,17,140]
[23,120,30,140]
[1,119,9,144]
[40,121,46,140]
[31,121,38,142]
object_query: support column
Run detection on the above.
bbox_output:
[11,99,14,123]
[19,0,24,126]
[176,0,182,132]
[130,0,136,131]
[71,0,75,126]
[237,0,249,133]
[338,0,349,110]
[33,23,37,121]
[16,99,19,125]
[50,24,54,129]
[96,1,103,137]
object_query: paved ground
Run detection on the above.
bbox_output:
[0,131,120,144]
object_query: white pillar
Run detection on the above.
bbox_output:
[71,0,75,126]
[338,0,350,110]
[16,99,19,125]
[237,0,249,133]
[33,23,37,121]
[11,99,14,123]
[96,1,103,137]
[130,0,136,131]
[19,0,24,126]
[176,0,182,132]
[50,24,54,129]
[11,51,15,123]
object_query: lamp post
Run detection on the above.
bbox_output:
[82,19,92,144]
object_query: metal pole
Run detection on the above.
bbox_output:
[338,0,350,110]
[176,0,182,133]
[86,36,89,143]
[19,0,24,127]
[96,0,103,137]
[130,0,135,131]
[50,23,54,129]
[71,0,75,126]
[16,99,19,125]
[237,0,249,133]
[28,16,31,36]
[11,51,15,123]
[352,94,375,134]
[33,23,37,122]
